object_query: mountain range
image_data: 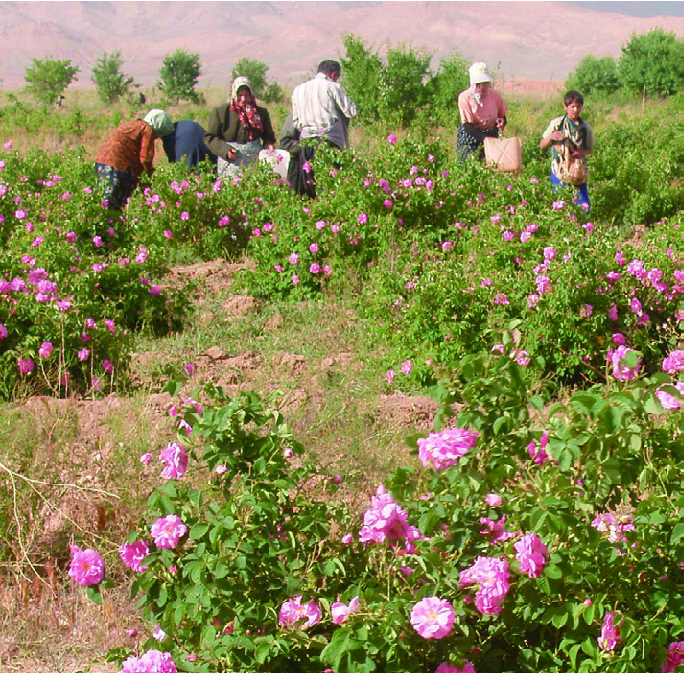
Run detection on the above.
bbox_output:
[0,1,682,91]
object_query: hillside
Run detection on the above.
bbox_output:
[0,1,682,90]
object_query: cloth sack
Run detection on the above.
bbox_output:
[555,139,589,185]
[259,149,291,180]
[483,136,522,173]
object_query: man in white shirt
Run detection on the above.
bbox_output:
[291,60,357,149]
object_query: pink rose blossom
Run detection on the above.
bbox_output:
[662,350,684,374]
[655,383,684,411]
[358,484,425,547]
[459,556,511,616]
[514,533,548,578]
[485,493,503,507]
[331,596,360,624]
[410,596,455,639]
[598,612,622,651]
[527,431,550,465]
[119,540,150,573]
[608,345,641,382]
[68,546,105,586]
[662,642,684,673]
[151,514,187,549]
[39,342,54,358]
[417,428,479,471]
[480,515,514,544]
[17,358,35,375]
[121,649,177,673]
[278,595,322,629]
[159,442,188,479]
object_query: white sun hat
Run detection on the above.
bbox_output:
[469,62,493,86]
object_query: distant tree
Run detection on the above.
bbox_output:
[430,52,471,125]
[566,55,621,97]
[231,57,283,103]
[263,81,284,104]
[157,49,204,104]
[91,51,137,104]
[339,34,384,124]
[619,29,683,98]
[379,44,432,126]
[24,57,79,105]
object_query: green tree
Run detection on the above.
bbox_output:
[24,57,79,105]
[157,49,204,104]
[340,34,383,124]
[566,55,621,97]
[231,57,283,103]
[619,29,684,98]
[379,44,432,126]
[91,51,137,104]
[430,52,471,125]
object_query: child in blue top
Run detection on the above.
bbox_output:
[540,90,595,213]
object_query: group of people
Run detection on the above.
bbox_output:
[93,59,357,210]
[456,61,594,212]
[94,58,593,213]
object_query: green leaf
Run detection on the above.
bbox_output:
[321,627,358,669]
[670,522,684,545]
[86,585,102,605]
[545,564,563,579]
[190,523,209,540]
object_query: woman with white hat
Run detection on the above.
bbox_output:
[94,109,174,210]
[456,62,508,163]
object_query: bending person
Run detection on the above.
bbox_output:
[457,62,507,163]
[162,120,217,170]
[204,76,276,177]
[94,109,173,210]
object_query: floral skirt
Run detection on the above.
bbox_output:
[94,163,138,210]
[457,124,499,164]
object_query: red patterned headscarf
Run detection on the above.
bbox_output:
[229,76,263,140]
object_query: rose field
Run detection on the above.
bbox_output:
[0,91,681,673]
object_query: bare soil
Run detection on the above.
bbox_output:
[2,258,439,672]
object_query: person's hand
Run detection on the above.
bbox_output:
[227,147,237,160]
[496,117,505,130]
[550,130,564,142]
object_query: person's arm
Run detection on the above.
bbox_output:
[260,108,276,149]
[540,119,563,150]
[204,107,236,160]
[457,91,474,125]
[140,124,156,176]
[279,115,301,157]
[497,93,507,131]
[332,84,357,120]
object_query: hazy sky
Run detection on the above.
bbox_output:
[563,1,684,17]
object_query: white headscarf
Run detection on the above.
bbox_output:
[229,77,254,105]
[143,109,174,137]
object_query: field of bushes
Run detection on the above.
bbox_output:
[0,88,681,673]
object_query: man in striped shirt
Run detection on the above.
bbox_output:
[291,60,357,149]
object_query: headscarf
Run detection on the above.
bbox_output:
[229,76,263,140]
[468,62,493,113]
[143,109,174,138]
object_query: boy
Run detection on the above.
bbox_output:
[540,91,595,213]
